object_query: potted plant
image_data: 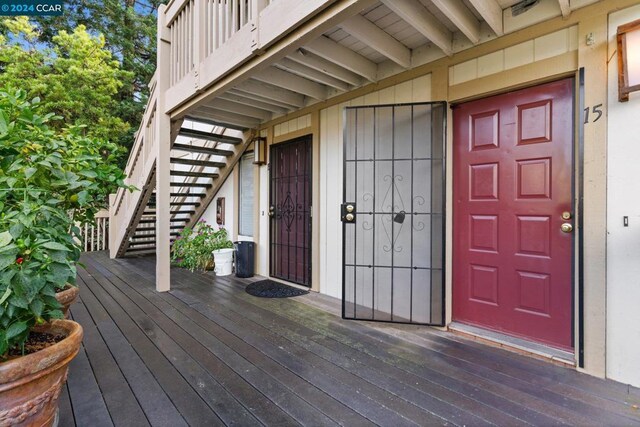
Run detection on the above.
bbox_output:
[171,220,234,274]
[211,227,235,276]
[0,89,132,425]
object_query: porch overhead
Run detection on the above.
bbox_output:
[162,0,600,127]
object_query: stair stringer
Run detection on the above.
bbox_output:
[115,167,157,257]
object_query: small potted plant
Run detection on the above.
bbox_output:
[211,227,234,276]
[0,89,132,425]
[171,220,234,274]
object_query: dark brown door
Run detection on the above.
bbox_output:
[453,79,574,350]
[269,135,312,286]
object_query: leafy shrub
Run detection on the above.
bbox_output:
[171,220,234,272]
[0,89,134,357]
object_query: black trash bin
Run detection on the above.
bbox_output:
[235,241,255,278]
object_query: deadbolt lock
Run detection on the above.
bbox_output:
[341,202,356,223]
[561,223,573,233]
[561,211,572,220]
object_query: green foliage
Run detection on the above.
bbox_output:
[0,89,135,358]
[31,1,164,158]
[171,221,234,273]
[0,19,133,157]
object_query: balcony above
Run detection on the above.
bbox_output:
[161,0,600,129]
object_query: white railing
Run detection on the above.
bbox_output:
[79,210,110,252]
[169,0,196,86]
[109,73,160,257]
[162,0,333,112]
[203,0,251,56]
[167,0,254,86]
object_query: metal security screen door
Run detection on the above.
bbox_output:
[269,135,312,286]
[342,102,446,325]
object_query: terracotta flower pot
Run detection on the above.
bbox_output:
[0,319,83,427]
[55,285,79,319]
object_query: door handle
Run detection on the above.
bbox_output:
[269,206,275,217]
[561,223,573,233]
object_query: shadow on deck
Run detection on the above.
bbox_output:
[59,251,640,426]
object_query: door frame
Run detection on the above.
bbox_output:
[268,134,313,287]
[450,74,582,360]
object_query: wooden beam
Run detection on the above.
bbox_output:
[170,202,200,207]
[235,80,306,108]
[430,0,481,44]
[467,0,504,36]
[137,225,184,230]
[169,182,212,188]
[218,92,289,115]
[252,68,328,100]
[226,89,297,111]
[339,14,411,68]
[155,7,171,292]
[170,170,221,178]
[184,115,248,132]
[205,98,273,121]
[170,193,207,198]
[304,36,378,82]
[178,128,243,144]
[288,49,363,87]
[171,157,227,168]
[172,144,234,156]
[558,0,571,18]
[276,59,350,92]
[192,106,262,129]
[381,0,453,56]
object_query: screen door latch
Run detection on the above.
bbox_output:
[341,203,356,223]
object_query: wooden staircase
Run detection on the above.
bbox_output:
[111,118,253,258]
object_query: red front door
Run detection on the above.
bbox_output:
[453,79,574,350]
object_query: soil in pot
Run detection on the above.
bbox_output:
[0,320,83,427]
[5,332,66,360]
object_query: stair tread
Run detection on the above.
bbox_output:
[172,143,234,156]
[171,157,226,168]
[170,170,219,178]
[170,182,213,188]
[178,127,243,145]
[170,193,207,198]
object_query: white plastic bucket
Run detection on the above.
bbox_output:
[213,248,234,276]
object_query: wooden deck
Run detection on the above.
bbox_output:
[58,251,640,426]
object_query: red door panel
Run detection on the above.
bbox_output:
[453,79,574,350]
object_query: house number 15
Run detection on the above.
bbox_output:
[584,104,603,123]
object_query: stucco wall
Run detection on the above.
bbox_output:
[606,4,640,388]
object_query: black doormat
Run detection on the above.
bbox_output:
[245,280,309,298]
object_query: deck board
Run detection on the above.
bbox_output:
[57,251,640,427]
[75,272,187,427]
